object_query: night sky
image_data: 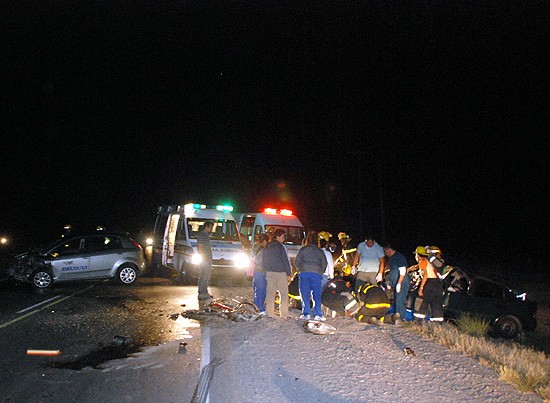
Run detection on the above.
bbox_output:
[2,1,548,271]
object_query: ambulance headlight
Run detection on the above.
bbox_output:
[191,253,203,265]
[234,253,250,269]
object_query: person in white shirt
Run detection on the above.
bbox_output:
[319,238,334,290]
[352,234,385,293]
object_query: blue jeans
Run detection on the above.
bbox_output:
[321,274,329,290]
[389,270,410,320]
[198,261,212,296]
[299,272,323,317]
[253,271,267,312]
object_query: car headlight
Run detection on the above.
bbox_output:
[234,253,250,269]
[191,253,203,265]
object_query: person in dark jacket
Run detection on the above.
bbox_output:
[263,228,293,318]
[251,233,269,315]
[295,231,328,321]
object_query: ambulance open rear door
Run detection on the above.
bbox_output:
[162,213,180,267]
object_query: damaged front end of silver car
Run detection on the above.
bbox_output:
[7,252,44,282]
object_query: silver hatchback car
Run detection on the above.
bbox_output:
[8,233,146,289]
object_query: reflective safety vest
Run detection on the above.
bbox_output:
[342,292,361,316]
[355,284,391,321]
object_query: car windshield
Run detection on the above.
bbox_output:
[187,218,241,241]
[34,238,65,254]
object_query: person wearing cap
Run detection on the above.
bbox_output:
[382,242,410,323]
[426,245,445,274]
[352,234,385,293]
[413,245,444,323]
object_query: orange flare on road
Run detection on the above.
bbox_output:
[26,350,61,356]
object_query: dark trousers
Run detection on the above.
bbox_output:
[418,278,444,320]
[198,262,212,296]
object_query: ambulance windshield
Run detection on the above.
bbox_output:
[266,225,305,246]
[187,218,241,242]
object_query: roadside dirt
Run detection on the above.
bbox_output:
[204,286,544,403]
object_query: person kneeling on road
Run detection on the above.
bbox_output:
[355,282,391,323]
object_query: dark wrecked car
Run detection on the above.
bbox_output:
[7,233,146,289]
[441,266,537,338]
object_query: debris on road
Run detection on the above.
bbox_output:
[178,342,187,354]
[303,320,337,335]
[182,308,261,322]
[182,297,261,322]
[112,335,133,346]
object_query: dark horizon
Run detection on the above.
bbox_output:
[1,1,547,274]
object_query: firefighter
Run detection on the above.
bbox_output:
[354,282,391,323]
[405,246,430,321]
[334,232,356,290]
[414,245,445,323]
[321,275,358,317]
[426,245,445,274]
[318,231,332,243]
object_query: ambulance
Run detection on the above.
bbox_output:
[236,208,306,262]
[152,203,250,281]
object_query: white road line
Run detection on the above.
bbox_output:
[16,295,64,314]
[192,326,213,403]
[0,284,97,330]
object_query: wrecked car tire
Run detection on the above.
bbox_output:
[116,265,138,285]
[32,269,53,289]
[494,315,521,339]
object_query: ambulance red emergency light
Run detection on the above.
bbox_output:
[235,207,306,261]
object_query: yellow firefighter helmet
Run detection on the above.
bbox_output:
[413,245,429,257]
[318,231,332,242]
[342,264,352,276]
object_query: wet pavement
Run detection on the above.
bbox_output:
[0,275,251,402]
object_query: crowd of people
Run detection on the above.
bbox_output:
[196,221,448,324]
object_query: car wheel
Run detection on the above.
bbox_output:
[32,269,53,289]
[495,315,521,339]
[117,265,138,285]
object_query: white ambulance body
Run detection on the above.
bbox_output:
[152,203,250,280]
[237,208,306,261]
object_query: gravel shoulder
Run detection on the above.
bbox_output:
[206,286,543,403]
